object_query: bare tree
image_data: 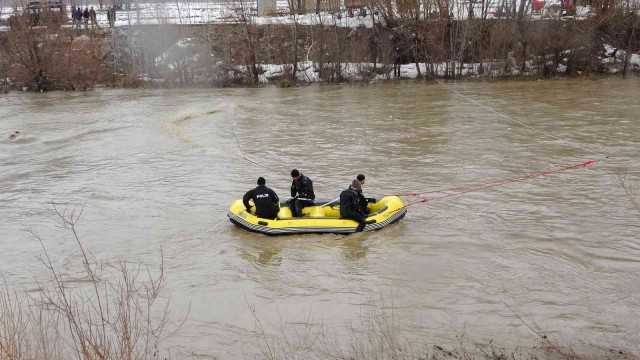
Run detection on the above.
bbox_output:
[229,0,261,84]
[621,13,640,77]
[2,23,57,91]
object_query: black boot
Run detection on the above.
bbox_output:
[355,222,366,232]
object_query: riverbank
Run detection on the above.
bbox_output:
[1,10,638,91]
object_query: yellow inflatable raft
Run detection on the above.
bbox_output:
[227,196,407,235]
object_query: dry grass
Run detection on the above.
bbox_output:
[0,202,180,360]
[245,296,640,360]
[0,23,111,91]
[616,170,640,217]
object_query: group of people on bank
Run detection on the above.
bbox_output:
[242,169,377,232]
[71,6,98,29]
[70,6,117,29]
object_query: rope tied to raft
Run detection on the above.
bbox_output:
[392,159,601,212]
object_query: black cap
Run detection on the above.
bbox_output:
[257,177,266,185]
[291,169,300,177]
[357,174,365,182]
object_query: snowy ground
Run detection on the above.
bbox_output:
[153,38,639,85]
[2,1,369,27]
[0,0,604,30]
[253,51,640,84]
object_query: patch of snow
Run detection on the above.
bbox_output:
[603,44,616,55]
[155,38,195,70]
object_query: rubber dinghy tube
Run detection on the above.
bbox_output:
[356,219,377,232]
[227,196,405,235]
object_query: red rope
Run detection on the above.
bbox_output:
[395,159,598,211]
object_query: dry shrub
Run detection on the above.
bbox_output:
[599,12,640,75]
[226,2,262,85]
[564,22,602,75]
[0,203,177,359]
[616,170,640,217]
[248,299,418,360]
[248,298,526,360]
[0,286,64,360]
[1,23,61,91]
[0,25,110,91]
[311,26,352,81]
[250,298,640,359]
[212,24,260,85]
[418,21,448,76]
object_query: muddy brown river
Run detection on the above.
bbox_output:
[1,79,639,358]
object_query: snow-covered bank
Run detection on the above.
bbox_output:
[1,2,638,91]
[211,48,640,86]
[0,0,613,30]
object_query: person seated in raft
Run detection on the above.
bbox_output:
[340,179,376,232]
[287,169,315,217]
[243,177,280,220]
[356,174,377,215]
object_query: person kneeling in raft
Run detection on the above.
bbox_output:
[243,177,280,220]
[340,179,376,232]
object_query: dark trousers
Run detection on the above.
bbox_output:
[257,205,279,220]
[287,199,313,217]
[343,209,368,232]
[344,210,366,224]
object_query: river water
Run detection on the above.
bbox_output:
[1,79,639,358]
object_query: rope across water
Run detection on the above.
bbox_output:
[392,159,600,212]
[379,77,610,211]
[428,77,608,158]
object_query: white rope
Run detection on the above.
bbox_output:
[320,198,340,208]
[228,110,290,181]
[432,78,607,159]
[194,219,227,240]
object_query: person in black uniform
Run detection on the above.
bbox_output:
[356,174,377,215]
[243,177,280,219]
[340,179,375,232]
[288,169,315,217]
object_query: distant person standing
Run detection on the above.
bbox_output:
[82,8,89,29]
[106,6,113,27]
[75,8,82,29]
[89,7,99,29]
[107,6,116,27]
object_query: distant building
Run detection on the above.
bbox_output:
[288,0,339,14]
